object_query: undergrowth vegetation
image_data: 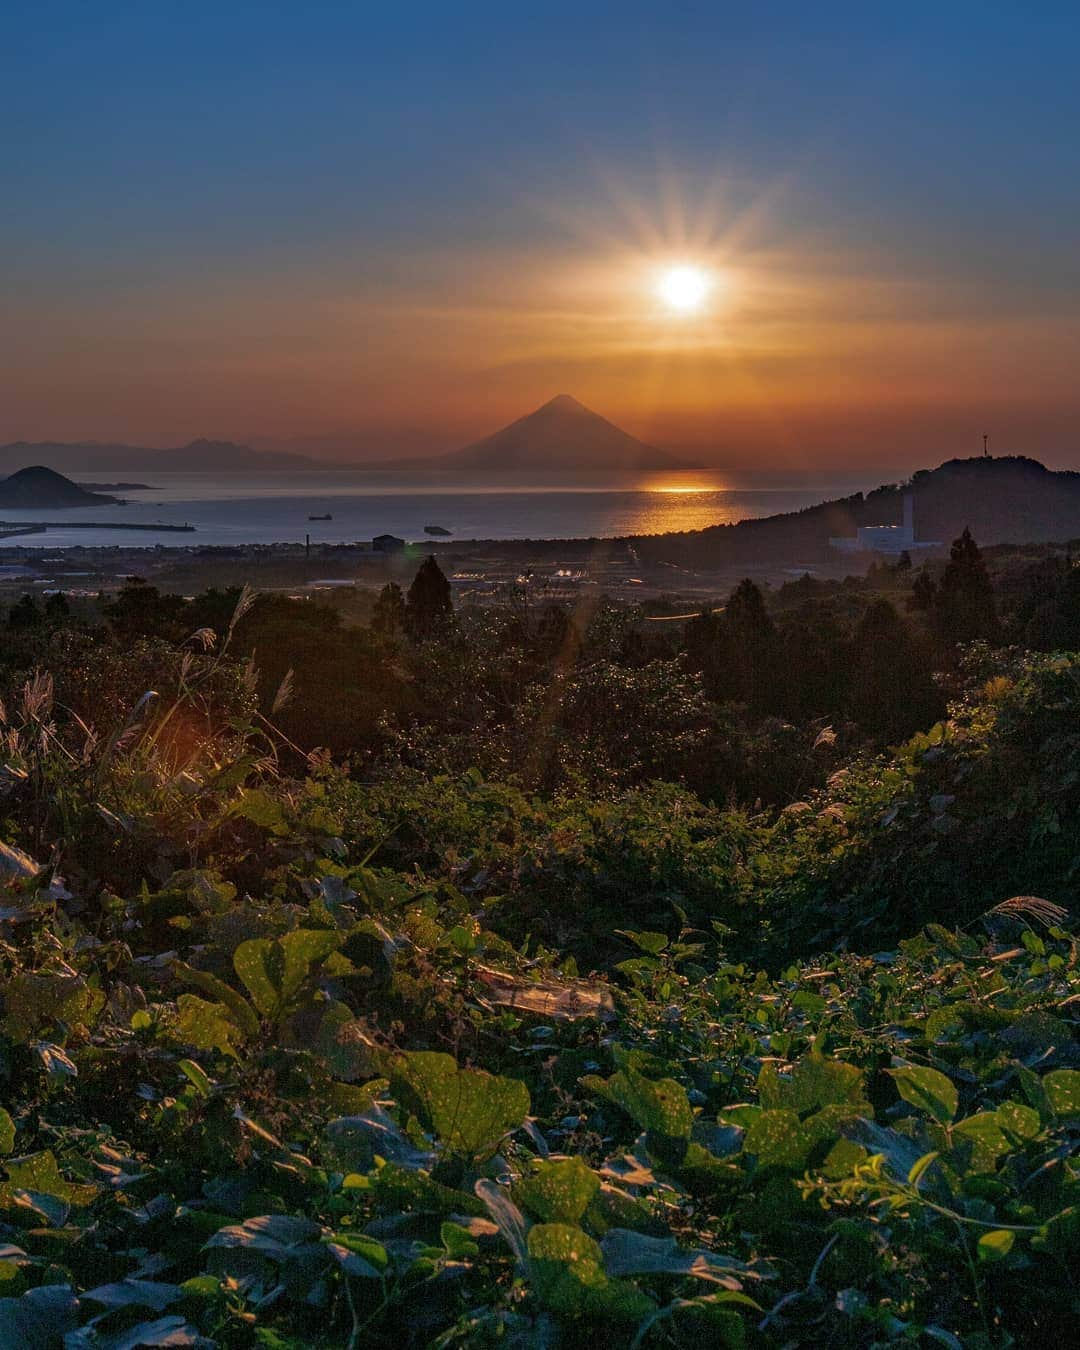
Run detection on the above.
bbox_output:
[0,592,1077,1347]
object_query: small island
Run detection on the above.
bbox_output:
[0,465,122,509]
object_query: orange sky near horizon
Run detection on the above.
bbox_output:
[5,235,1078,476]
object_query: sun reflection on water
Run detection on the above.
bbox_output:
[630,476,729,532]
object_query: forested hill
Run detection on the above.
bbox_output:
[629,455,1080,566]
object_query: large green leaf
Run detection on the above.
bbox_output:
[175,995,243,1060]
[82,1280,184,1312]
[675,1141,742,1195]
[0,1150,99,1209]
[172,961,260,1039]
[516,1157,600,1225]
[581,1066,693,1139]
[600,1229,753,1289]
[324,1105,435,1172]
[995,1100,1041,1140]
[527,1223,654,1320]
[888,1064,958,1124]
[977,1230,1015,1262]
[205,1215,330,1300]
[741,1110,814,1169]
[954,1112,1010,1172]
[206,1214,323,1256]
[758,1057,869,1116]
[476,1179,530,1267]
[107,1316,211,1349]
[1043,1069,1080,1118]
[233,929,341,1021]
[630,1295,756,1348]
[0,973,105,1040]
[0,1285,78,1349]
[372,1162,486,1216]
[283,999,375,1081]
[800,1104,862,1152]
[229,787,289,835]
[392,1051,529,1159]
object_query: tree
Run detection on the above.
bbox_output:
[723,578,777,709]
[533,602,572,662]
[681,606,730,702]
[44,591,70,622]
[775,605,847,722]
[371,582,406,639]
[909,568,937,612]
[7,594,42,631]
[932,528,998,646]
[405,556,453,638]
[1011,557,1080,651]
[849,599,942,740]
[103,578,186,640]
[511,658,710,792]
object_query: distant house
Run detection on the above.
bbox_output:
[372,534,406,553]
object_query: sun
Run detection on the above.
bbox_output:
[656,263,712,314]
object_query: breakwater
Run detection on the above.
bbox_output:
[0,521,195,535]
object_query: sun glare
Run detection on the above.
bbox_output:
[656,263,712,314]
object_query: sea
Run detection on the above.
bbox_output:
[0,470,843,550]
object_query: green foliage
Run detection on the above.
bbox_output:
[175,993,245,1058]
[391,1050,529,1160]
[758,1056,869,1115]
[527,1223,656,1321]
[0,589,1077,1346]
[516,1156,601,1224]
[583,1065,694,1139]
[233,928,342,1021]
[888,1063,959,1124]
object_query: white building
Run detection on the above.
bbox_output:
[830,493,940,555]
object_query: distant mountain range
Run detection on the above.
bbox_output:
[0,438,315,476]
[0,465,120,510]
[415,395,694,472]
[4,399,692,475]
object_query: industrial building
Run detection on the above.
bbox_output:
[829,493,940,556]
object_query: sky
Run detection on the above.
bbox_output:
[3,1,1080,477]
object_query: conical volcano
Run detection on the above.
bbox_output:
[433,395,693,471]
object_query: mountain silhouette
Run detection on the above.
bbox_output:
[0,465,120,509]
[0,440,316,476]
[430,395,694,471]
